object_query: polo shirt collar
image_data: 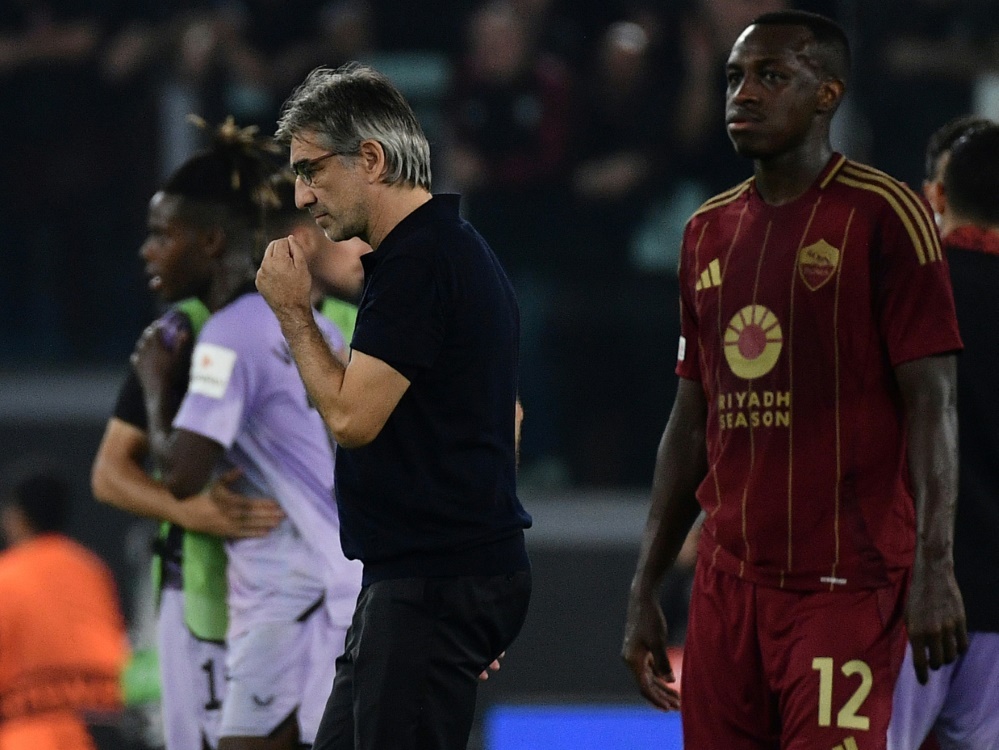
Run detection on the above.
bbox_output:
[361,194,461,275]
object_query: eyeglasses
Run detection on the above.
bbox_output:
[290,152,338,186]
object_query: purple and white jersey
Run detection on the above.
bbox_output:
[173,293,362,636]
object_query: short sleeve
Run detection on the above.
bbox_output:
[351,250,445,381]
[112,370,147,430]
[875,194,962,365]
[675,224,703,381]
[172,323,251,449]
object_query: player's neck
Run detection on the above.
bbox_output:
[205,265,258,312]
[753,144,833,206]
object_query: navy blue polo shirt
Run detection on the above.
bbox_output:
[337,193,532,584]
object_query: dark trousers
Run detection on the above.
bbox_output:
[312,571,532,750]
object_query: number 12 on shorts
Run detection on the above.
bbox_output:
[811,657,872,730]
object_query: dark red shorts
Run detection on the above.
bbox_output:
[681,562,908,749]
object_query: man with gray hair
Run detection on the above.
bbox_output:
[256,63,532,750]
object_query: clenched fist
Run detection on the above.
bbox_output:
[257,235,314,326]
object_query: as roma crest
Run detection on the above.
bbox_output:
[797,239,840,291]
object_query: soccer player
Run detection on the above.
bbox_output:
[0,468,128,750]
[621,11,966,750]
[92,124,286,750]
[256,63,532,750]
[130,119,362,750]
[888,120,999,750]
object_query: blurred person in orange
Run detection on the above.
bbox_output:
[0,468,128,750]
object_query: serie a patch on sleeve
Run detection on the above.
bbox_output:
[189,342,237,399]
[677,336,687,362]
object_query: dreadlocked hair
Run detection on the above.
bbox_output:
[161,115,284,232]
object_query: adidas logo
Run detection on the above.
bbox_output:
[695,259,722,291]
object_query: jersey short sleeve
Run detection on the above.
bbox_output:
[172,321,251,450]
[676,221,703,382]
[112,370,147,430]
[874,191,962,365]
[351,250,445,382]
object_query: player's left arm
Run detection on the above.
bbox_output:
[157,429,226,500]
[895,353,968,684]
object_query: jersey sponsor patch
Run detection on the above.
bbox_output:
[189,343,237,399]
[723,305,783,379]
[678,336,687,362]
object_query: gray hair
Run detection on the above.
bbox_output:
[276,63,432,190]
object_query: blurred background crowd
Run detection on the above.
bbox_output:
[3,0,999,489]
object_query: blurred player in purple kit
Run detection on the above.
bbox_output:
[131,119,362,750]
[622,11,966,750]
[92,120,287,750]
[888,119,999,750]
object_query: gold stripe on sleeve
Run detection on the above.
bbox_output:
[844,162,941,261]
[837,164,941,264]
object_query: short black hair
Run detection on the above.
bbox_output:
[945,124,999,227]
[750,10,851,83]
[924,114,994,182]
[5,471,72,534]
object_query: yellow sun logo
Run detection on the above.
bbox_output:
[723,305,783,379]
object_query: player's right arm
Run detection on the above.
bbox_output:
[91,418,282,539]
[895,354,966,683]
[257,235,410,448]
[622,377,708,711]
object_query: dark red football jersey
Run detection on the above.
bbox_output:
[676,154,962,591]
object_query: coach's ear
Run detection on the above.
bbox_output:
[358,139,388,184]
